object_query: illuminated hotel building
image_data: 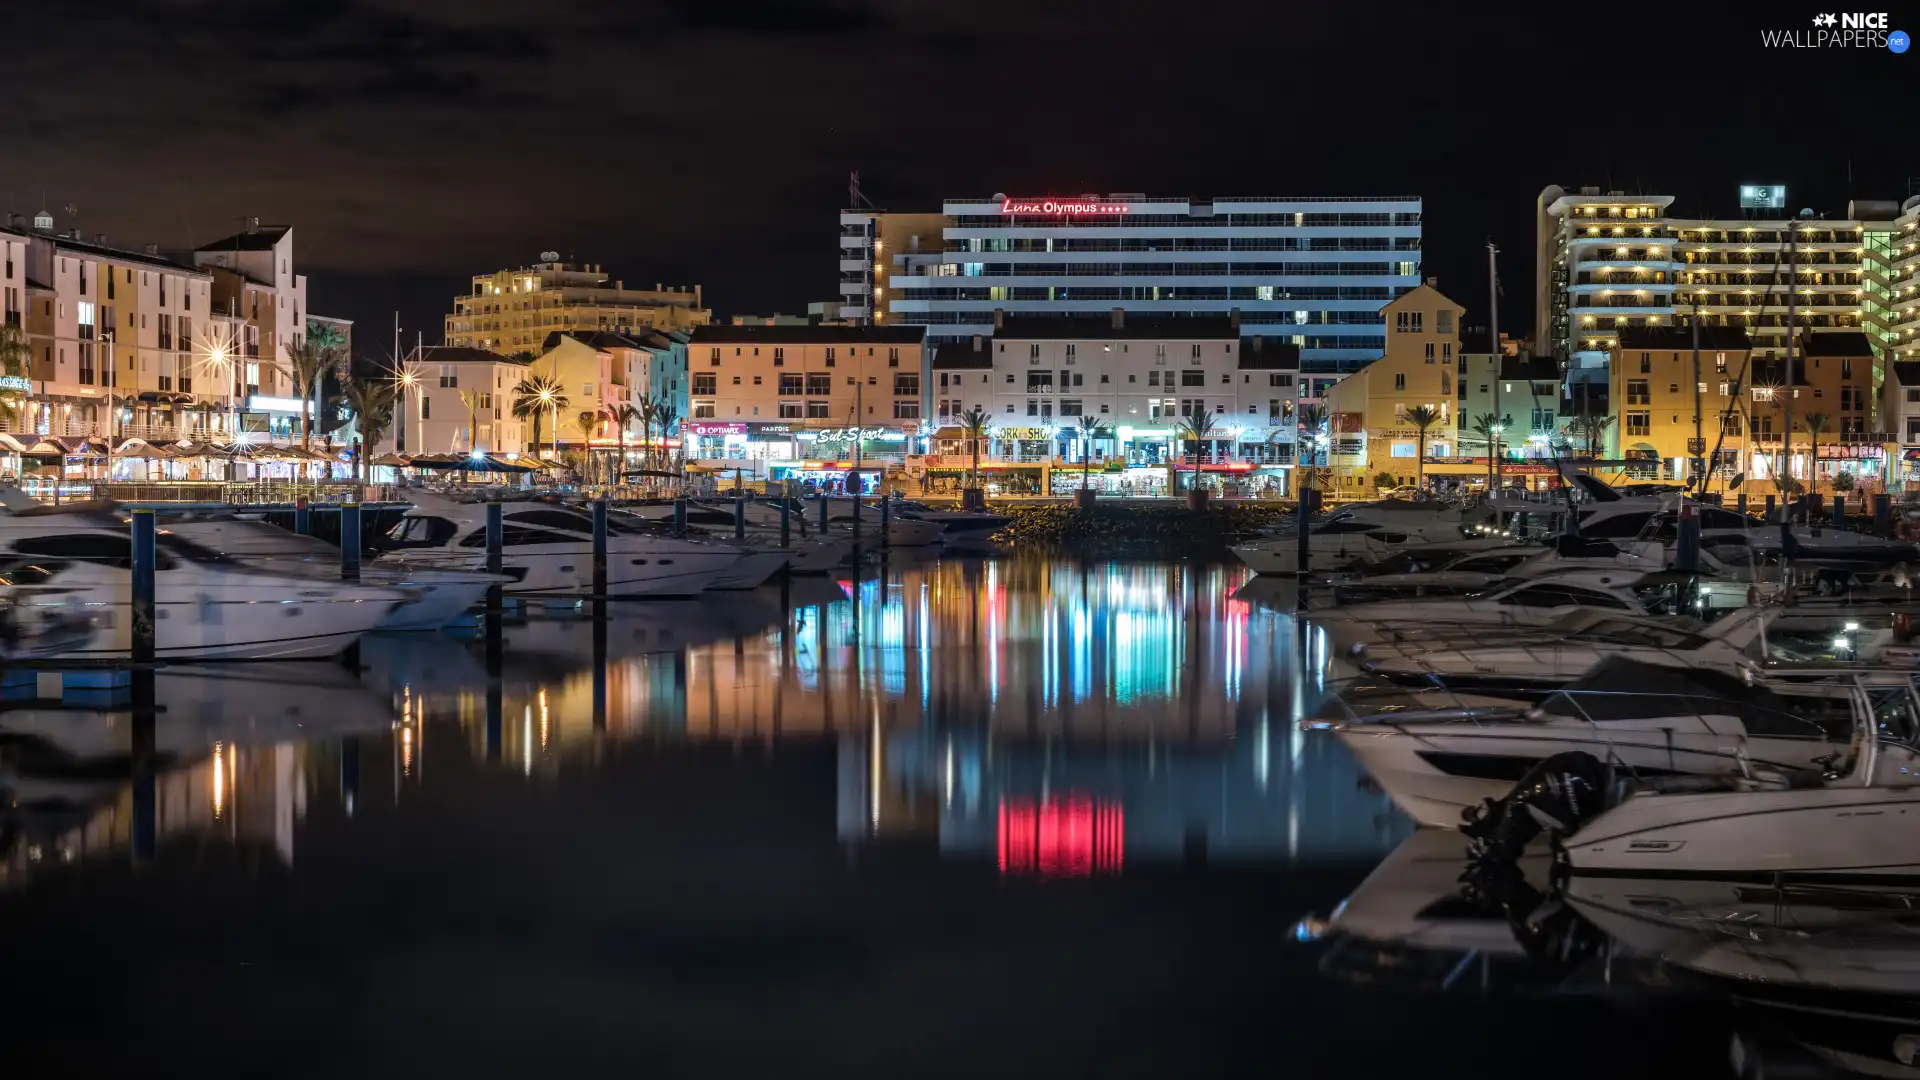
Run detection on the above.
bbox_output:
[1537,185,1901,386]
[837,211,948,325]
[444,259,710,355]
[1890,194,1920,361]
[876,194,1423,372]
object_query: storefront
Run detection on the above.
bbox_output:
[1044,463,1167,496]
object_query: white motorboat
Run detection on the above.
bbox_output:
[379,497,748,597]
[1232,500,1477,576]
[1462,672,1920,883]
[1326,546,1547,604]
[617,500,850,576]
[159,514,506,630]
[1307,567,1691,652]
[895,503,1009,552]
[816,500,943,547]
[1323,656,1874,829]
[0,509,407,660]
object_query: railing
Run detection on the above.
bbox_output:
[31,480,398,506]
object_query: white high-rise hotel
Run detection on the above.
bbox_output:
[848,194,1422,372]
[1536,184,1912,385]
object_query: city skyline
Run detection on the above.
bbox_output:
[1,0,1910,354]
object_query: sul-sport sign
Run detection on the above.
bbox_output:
[1000,198,1130,216]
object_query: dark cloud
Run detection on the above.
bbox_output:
[0,0,1907,354]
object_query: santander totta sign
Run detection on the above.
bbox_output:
[1000,197,1130,215]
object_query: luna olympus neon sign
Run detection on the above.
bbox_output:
[1000,198,1131,216]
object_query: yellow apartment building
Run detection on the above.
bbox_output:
[1609,326,1881,492]
[1323,283,1466,494]
[444,259,709,354]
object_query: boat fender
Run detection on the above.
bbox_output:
[1897,612,1915,644]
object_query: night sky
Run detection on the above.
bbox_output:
[1,0,1910,357]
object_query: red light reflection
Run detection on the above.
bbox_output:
[997,795,1124,876]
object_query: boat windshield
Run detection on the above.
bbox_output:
[153,533,238,565]
[1537,659,1850,740]
[386,516,460,548]
[1867,685,1920,745]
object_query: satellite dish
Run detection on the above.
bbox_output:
[1798,208,1815,219]
[1730,473,1745,490]
[539,250,560,261]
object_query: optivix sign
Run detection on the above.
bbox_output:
[1761,12,1908,49]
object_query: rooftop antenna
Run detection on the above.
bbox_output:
[849,170,875,210]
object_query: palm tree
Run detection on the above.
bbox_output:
[650,396,680,488]
[283,338,334,450]
[0,323,31,432]
[1800,411,1831,496]
[576,409,603,481]
[1582,414,1615,460]
[342,377,396,481]
[1470,413,1503,493]
[511,374,568,457]
[603,403,640,486]
[957,405,992,488]
[1404,404,1442,492]
[637,400,660,477]
[1174,408,1219,494]
[1074,413,1104,490]
[1292,403,1328,492]
[457,389,486,454]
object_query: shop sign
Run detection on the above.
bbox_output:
[684,422,749,436]
[991,427,1054,441]
[1000,198,1131,216]
[810,426,904,443]
[0,375,30,393]
[1330,437,1365,457]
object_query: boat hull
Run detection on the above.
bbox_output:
[1563,785,1920,884]
[1336,725,1845,830]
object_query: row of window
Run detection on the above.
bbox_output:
[689,374,920,396]
[708,346,905,366]
[690,401,922,420]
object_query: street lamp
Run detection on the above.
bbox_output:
[197,321,244,479]
[394,363,423,454]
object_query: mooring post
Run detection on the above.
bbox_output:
[1676,500,1700,574]
[1293,487,1316,611]
[592,498,609,598]
[485,500,503,610]
[1875,492,1892,536]
[734,490,747,541]
[780,495,791,546]
[674,497,688,535]
[130,509,157,665]
[339,502,361,582]
[817,492,828,532]
[880,496,891,550]
[294,496,311,536]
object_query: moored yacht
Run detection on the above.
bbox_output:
[616,500,850,575]
[1323,657,1875,829]
[1461,671,1920,880]
[0,508,407,659]
[1307,567,1693,652]
[379,496,748,597]
[159,514,506,630]
[1232,500,1479,576]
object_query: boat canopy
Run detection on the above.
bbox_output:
[1536,657,1830,738]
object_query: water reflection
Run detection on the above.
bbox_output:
[1304,829,1920,1076]
[0,555,1405,891]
